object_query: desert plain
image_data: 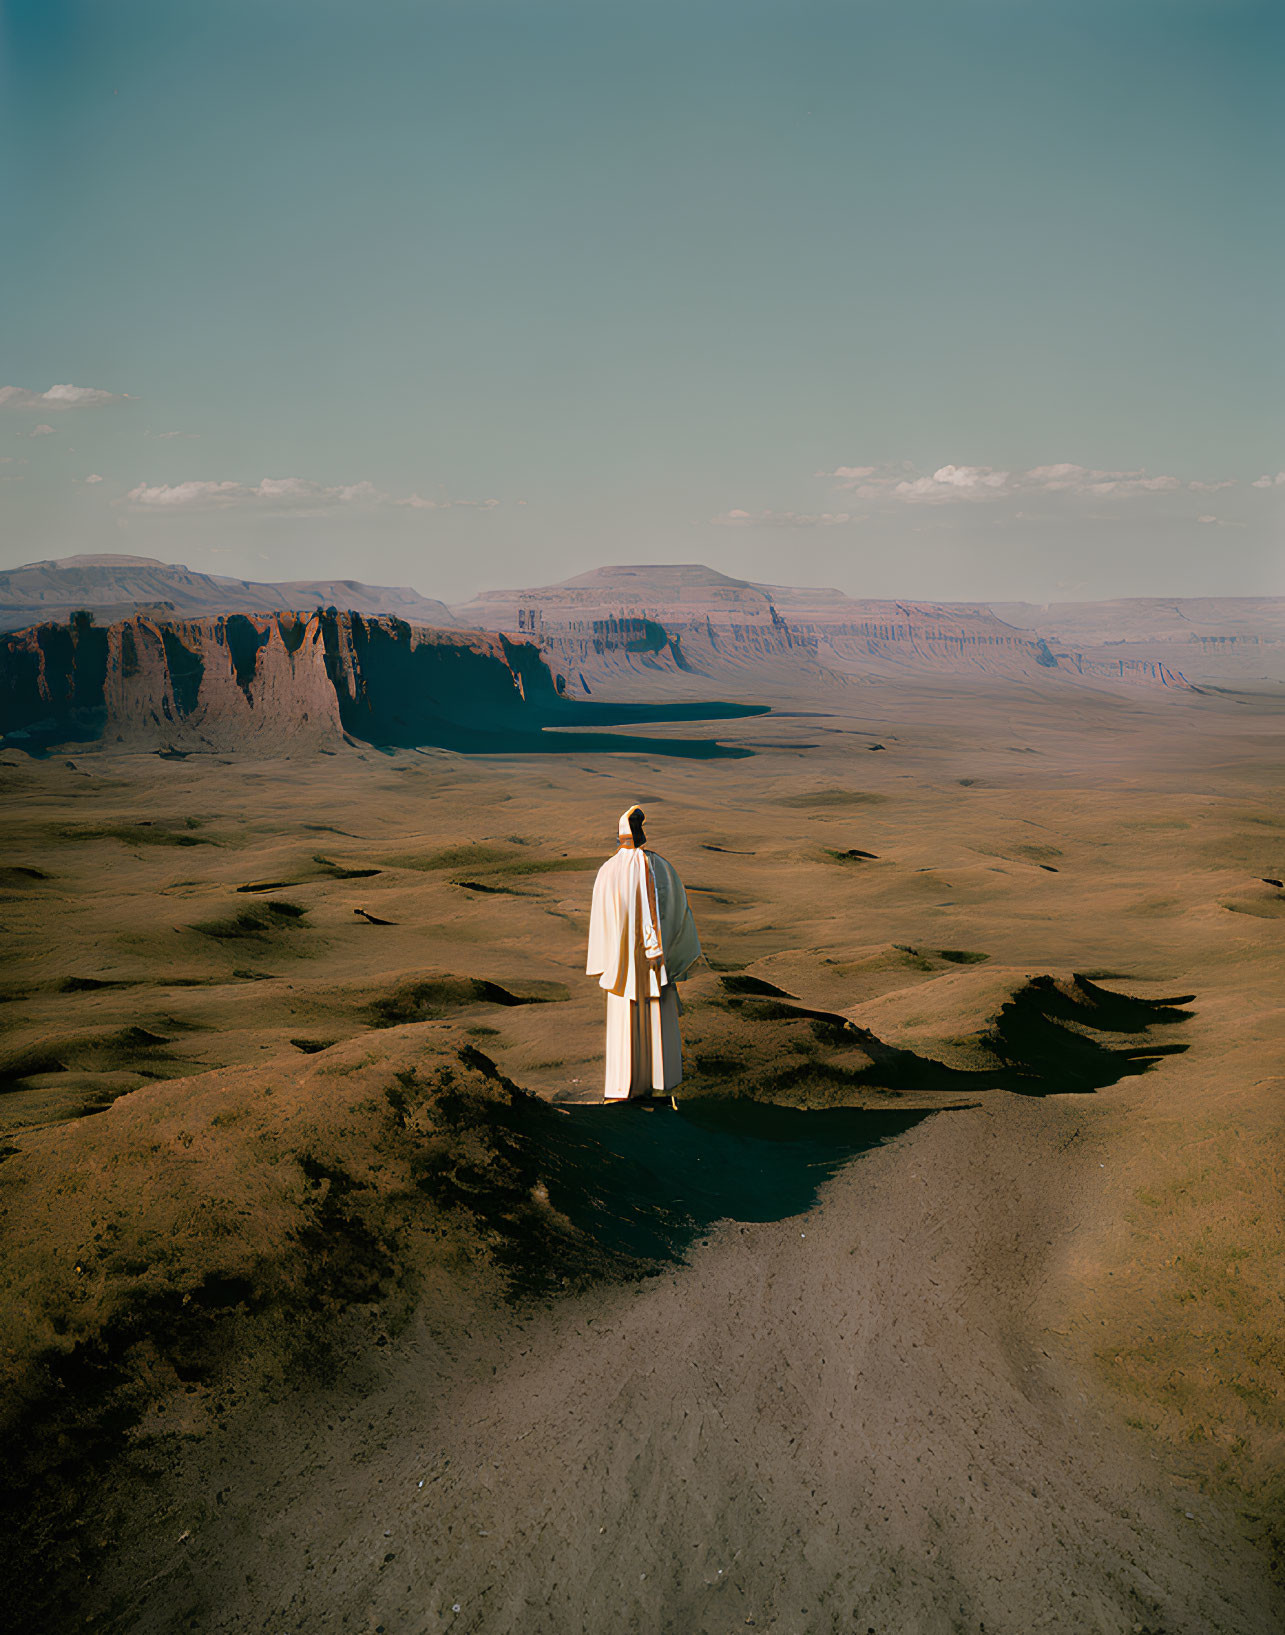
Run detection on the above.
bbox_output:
[1,651,1283,1634]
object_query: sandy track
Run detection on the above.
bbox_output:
[102,1092,1276,1635]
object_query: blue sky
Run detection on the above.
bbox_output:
[2,0,1281,603]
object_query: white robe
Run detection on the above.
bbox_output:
[586,845,701,1099]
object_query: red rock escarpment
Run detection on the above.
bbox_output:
[453,564,1198,693]
[0,611,560,753]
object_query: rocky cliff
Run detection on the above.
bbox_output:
[989,597,1285,685]
[452,564,1198,694]
[0,610,762,755]
[989,596,1285,645]
[0,612,561,753]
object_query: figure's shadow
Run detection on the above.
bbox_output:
[420,974,1193,1295]
[484,1092,943,1285]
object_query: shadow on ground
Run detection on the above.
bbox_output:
[483,1092,939,1280]
[681,973,1194,1106]
[0,974,1197,1631]
[415,970,1193,1290]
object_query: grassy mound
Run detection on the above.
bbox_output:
[677,970,1193,1106]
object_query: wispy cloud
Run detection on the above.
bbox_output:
[123,476,498,513]
[713,508,854,528]
[124,477,383,510]
[398,492,499,511]
[821,461,1231,504]
[29,423,56,438]
[84,474,103,484]
[1251,471,1285,488]
[126,480,244,508]
[0,383,129,411]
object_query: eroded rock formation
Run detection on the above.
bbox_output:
[0,611,554,753]
[452,563,1199,693]
[0,609,762,755]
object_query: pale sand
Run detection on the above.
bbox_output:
[0,669,1281,1632]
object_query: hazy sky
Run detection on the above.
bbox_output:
[2,0,1281,604]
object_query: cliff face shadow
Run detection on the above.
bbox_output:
[1,610,767,758]
[322,614,765,757]
[491,726,758,759]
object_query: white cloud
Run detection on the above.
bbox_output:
[823,460,1226,504]
[124,477,392,510]
[1022,463,1185,495]
[0,383,128,411]
[332,480,388,503]
[29,423,56,437]
[126,480,248,508]
[125,477,372,506]
[43,384,125,408]
[825,463,1017,503]
[1023,463,1087,491]
[123,476,498,514]
[253,476,326,502]
[398,492,499,511]
[1251,471,1285,488]
[85,473,103,484]
[714,508,853,528]
[1083,472,1182,496]
[894,465,1011,501]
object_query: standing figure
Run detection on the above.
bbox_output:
[586,804,701,1101]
